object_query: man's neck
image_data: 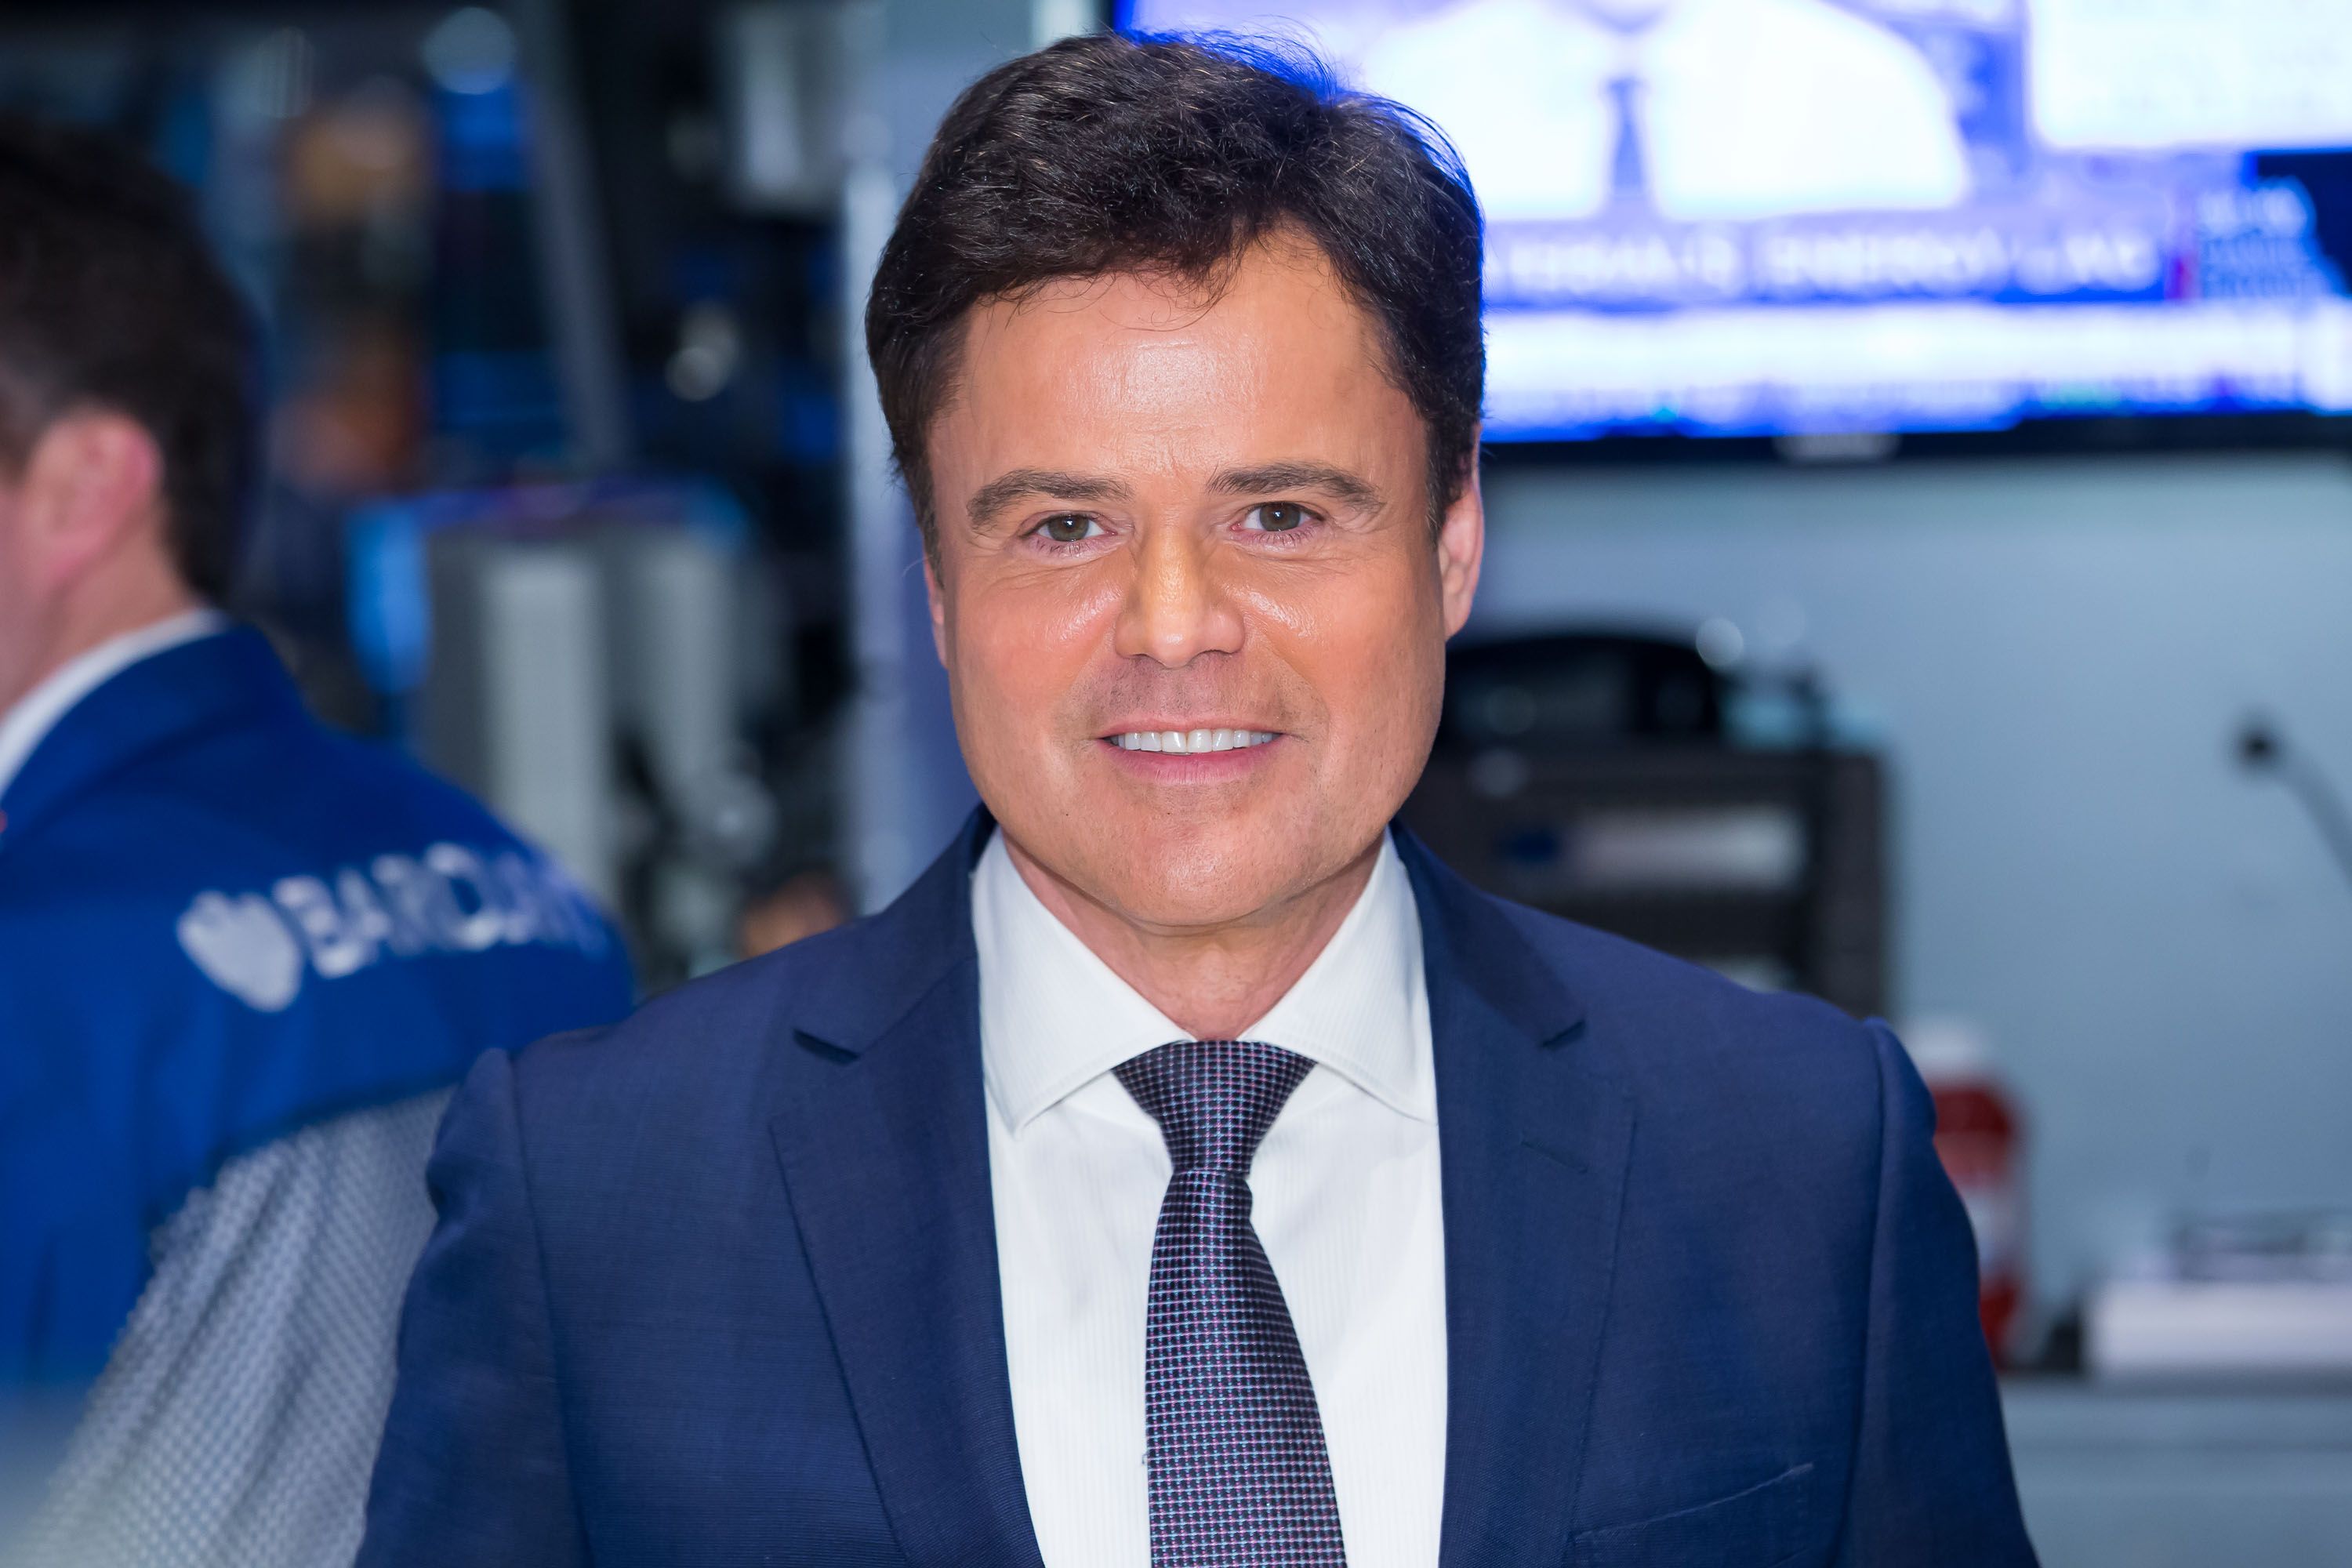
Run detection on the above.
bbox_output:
[1000,830,1383,1041]
[1,572,199,718]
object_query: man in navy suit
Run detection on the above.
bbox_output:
[363,31,2035,1568]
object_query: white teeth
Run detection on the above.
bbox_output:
[1112,729,1280,753]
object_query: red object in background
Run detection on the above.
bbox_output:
[1907,1020,2027,1367]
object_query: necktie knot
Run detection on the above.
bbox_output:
[1116,1039,1311,1174]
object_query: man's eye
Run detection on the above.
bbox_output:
[1038,514,1098,543]
[1245,503,1311,533]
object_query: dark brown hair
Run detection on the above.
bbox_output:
[865,31,1483,551]
[0,115,257,601]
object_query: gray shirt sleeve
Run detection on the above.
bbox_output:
[13,1090,452,1568]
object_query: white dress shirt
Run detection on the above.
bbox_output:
[0,607,227,801]
[975,828,1447,1568]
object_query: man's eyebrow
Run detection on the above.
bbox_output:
[1210,462,1384,510]
[964,469,1131,529]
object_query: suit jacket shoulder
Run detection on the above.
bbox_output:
[1490,891,1889,1178]
[488,886,971,1223]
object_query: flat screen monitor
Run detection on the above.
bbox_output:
[1116,0,2352,443]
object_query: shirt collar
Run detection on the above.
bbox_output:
[1244,833,1432,1122]
[972,827,1433,1134]
[0,608,227,801]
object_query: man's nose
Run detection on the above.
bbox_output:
[1112,526,1245,669]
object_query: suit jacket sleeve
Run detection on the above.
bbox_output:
[358,1047,590,1568]
[1831,1022,2037,1566]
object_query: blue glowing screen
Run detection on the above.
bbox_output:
[1119,0,2352,440]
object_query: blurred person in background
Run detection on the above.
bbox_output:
[0,118,634,1566]
[733,866,850,960]
[360,31,2030,1568]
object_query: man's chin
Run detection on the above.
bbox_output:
[1070,825,1359,935]
[990,783,1383,933]
[1109,880,1302,935]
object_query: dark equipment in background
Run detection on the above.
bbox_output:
[1403,632,1887,1018]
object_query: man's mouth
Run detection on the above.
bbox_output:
[1106,728,1282,755]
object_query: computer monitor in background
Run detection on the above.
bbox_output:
[1120,0,2352,443]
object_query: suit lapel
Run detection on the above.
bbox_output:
[1400,830,1636,1568]
[768,815,1046,1568]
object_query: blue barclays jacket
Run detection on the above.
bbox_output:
[361,811,2035,1568]
[0,628,634,1462]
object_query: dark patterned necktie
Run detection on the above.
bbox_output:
[1115,1040,1349,1567]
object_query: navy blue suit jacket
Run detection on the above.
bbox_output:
[361,813,2034,1566]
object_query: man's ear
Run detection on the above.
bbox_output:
[18,410,167,594]
[923,544,950,668]
[1435,436,1485,639]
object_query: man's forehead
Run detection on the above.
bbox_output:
[934,243,1411,490]
[957,239,1384,389]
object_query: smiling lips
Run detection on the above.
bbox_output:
[1108,728,1280,754]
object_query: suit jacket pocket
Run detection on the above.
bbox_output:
[1568,1462,1816,1568]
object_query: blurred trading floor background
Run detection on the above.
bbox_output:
[6,1,2352,1561]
